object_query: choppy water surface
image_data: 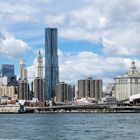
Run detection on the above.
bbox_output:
[0,113,140,140]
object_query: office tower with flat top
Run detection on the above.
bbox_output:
[18,60,29,100]
[45,28,59,100]
[78,77,103,100]
[1,64,14,77]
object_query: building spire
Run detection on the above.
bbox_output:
[38,50,42,59]
[36,50,43,78]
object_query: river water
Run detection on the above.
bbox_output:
[0,113,139,140]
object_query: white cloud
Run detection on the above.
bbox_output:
[1,0,140,57]
[42,0,140,57]
[102,28,140,56]
[27,49,140,91]
[0,1,37,24]
[44,14,65,26]
[1,0,140,89]
[59,51,140,88]
[0,30,30,58]
[60,28,100,43]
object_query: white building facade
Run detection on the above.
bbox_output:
[115,60,140,101]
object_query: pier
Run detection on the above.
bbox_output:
[25,104,140,113]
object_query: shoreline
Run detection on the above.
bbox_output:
[0,110,140,114]
[1,104,140,114]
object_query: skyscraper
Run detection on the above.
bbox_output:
[1,64,14,77]
[55,82,68,102]
[45,28,59,100]
[19,59,26,80]
[18,59,29,100]
[55,82,75,102]
[33,51,45,101]
[36,50,43,78]
[33,79,45,102]
[78,77,103,100]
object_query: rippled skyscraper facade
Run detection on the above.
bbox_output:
[45,28,59,100]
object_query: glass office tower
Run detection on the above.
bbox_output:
[45,28,59,100]
[1,64,14,77]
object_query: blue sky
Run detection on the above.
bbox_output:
[0,0,140,86]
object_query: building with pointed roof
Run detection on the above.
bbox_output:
[33,50,45,102]
[36,50,43,78]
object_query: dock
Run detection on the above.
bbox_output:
[25,104,140,113]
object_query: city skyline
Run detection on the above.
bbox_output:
[0,0,140,85]
[1,1,140,140]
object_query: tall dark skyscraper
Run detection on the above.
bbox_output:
[45,28,59,100]
[1,64,14,77]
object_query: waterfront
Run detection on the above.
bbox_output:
[0,113,140,140]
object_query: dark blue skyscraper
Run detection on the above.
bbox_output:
[45,28,59,100]
[1,64,14,77]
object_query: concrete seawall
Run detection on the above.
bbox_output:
[1,104,140,114]
[26,105,140,114]
[0,105,20,113]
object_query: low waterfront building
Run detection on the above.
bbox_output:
[129,93,140,105]
[101,95,117,105]
[78,77,103,100]
[75,97,98,105]
[114,60,140,101]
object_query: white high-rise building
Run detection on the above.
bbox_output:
[115,60,140,101]
[33,50,45,101]
[36,50,43,78]
[19,59,29,100]
[19,59,27,80]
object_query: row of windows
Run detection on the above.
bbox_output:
[115,78,140,83]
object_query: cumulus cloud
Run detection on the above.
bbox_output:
[102,28,140,56]
[59,51,140,90]
[44,15,65,26]
[1,0,140,57]
[42,0,140,57]
[59,51,129,84]
[27,49,140,90]
[0,30,30,58]
[1,0,140,88]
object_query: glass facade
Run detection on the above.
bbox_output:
[45,28,59,100]
[1,64,14,77]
